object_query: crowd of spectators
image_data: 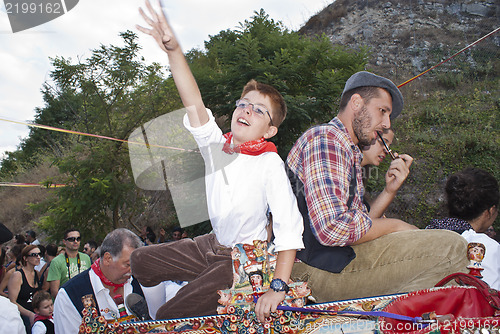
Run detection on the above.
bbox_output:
[0,224,187,334]
[1,209,498,334]
[2,207,497,334]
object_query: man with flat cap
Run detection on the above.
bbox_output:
[287,71,468,302]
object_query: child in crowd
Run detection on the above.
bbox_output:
[32,290,54,334]
[131,0,303,323]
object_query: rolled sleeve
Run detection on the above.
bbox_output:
[183,108,223,146]
[265,154,304,252]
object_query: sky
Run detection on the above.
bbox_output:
[0,0,330,160]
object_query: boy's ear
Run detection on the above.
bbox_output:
[263,125,278,139]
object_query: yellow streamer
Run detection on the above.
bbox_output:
[0,182,66,188]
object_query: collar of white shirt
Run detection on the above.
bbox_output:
[88,268,134,319]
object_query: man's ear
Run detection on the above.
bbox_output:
[263,125,278,140]
[350,94,363,112]
[101,252,113,265]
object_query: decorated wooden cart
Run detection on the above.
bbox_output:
[79,240,500,334]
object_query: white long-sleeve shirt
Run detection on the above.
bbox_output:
[461,229,500,290]
[32,318,54,334]
[0,296,26,334]
[184,109,304,251]
[53,270,138,334]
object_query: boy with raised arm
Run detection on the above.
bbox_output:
[130,0,303,323]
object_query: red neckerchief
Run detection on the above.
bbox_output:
[34,314,53,322]
[91,258,125,293]
[222,132,277,156]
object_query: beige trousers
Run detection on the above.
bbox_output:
[291,229,468,302]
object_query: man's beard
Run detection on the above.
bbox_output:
[353,105,373,147]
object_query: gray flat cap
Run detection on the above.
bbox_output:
[342,71,403,119]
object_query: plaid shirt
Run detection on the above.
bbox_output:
[286,117,371,246]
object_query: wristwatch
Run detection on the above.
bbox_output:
[270,278,289,293]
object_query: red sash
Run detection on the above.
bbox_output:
[222,133,277,156]
[91,258,124,292]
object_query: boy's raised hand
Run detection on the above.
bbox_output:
[136,0,208,127]
[137,0,179,53]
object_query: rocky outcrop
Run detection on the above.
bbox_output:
[300,0,499,80]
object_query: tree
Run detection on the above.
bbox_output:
[31,31,182,240]
[186,9,369,158]
[4,12,370,240]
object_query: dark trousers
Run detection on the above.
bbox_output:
[22,314,32,334]
[130,233,232,319]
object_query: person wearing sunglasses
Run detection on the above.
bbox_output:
[47,229,91,298]
[131,1,303,323]
[54,229,148,334]
[8,244,42,332]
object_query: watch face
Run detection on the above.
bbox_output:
[271,280,281,290]
[271,279,288,292]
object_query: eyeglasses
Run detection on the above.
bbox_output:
[65,236,81,242]
[28,252,41,258]
[235,99,273,126]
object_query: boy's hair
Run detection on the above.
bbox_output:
[240,79,287,127]
[32,290,52,310]
[382,127,396,144]
[446,168,499,221]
